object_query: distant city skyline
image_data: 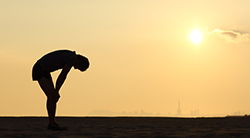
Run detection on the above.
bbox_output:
[87,101,247,117]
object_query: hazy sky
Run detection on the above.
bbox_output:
[1,0,250,116]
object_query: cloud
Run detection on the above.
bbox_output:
[207,29,250,43]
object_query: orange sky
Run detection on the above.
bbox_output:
[1,0,250,116]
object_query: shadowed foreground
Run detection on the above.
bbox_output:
[1,117,250,138]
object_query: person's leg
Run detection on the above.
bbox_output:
[38,77,57,126]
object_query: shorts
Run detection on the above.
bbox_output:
[32,62,52,81]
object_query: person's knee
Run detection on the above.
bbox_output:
[47,96,56,104]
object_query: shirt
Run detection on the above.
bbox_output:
[37,50,77,72]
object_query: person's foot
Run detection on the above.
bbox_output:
[47,123,67,131]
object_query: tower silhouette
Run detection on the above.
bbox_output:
[177,101,182,116]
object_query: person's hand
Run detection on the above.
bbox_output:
[54,92,60,103]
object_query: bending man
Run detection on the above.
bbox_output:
[32,50,89,130]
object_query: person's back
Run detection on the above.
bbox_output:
[37,50,77,72]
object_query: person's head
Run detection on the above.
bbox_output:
[74,54,89,72]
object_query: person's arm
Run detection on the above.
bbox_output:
[55,64,72,93]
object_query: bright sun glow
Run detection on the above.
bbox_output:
[190,30,203,44]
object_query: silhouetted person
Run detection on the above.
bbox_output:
[32,50,89,130]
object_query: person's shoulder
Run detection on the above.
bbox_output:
[64,50,77,66]
[61,50,75,54]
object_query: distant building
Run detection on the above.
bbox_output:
[190,110,200,116]
[197,109,200,115]
[177,101,182,116]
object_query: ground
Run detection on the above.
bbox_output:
[1,117,250,138]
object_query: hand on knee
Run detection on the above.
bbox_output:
[47,92,60,103]
[54,93,60,103]
[48,97,57,104]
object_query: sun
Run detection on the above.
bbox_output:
[190,30,203,44]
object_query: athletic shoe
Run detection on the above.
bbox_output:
[47,123,67,131]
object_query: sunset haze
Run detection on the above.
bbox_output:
[1,0,250,117]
